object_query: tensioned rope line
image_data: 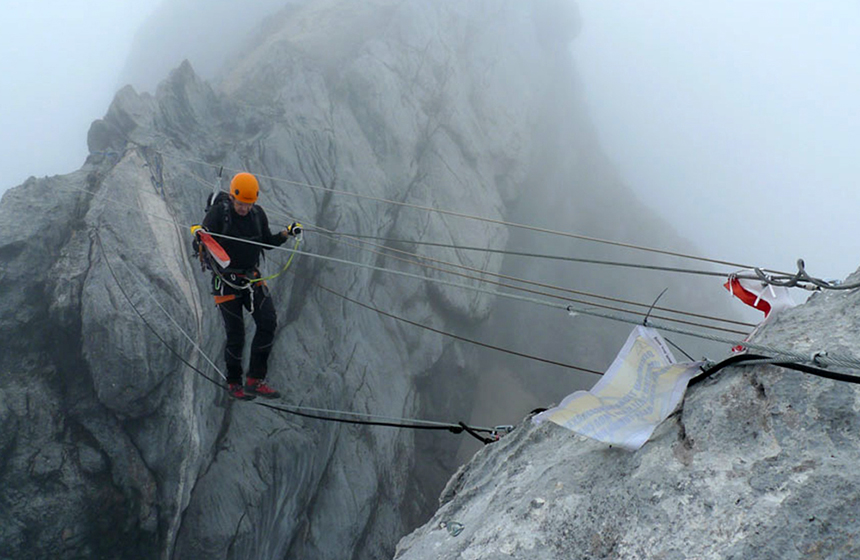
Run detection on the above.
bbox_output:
[116,248,226,380]
[201,230,860,370]
[162,152,779,271]
[86,176,691,373]
[94,228,226,389]
[691,353,860,386]
[71,183,860,369]
[286,216,752,334]
[186,167,753,282]
[314,281,605,375]
[301,220,756,331]
[93,228,503,438]
[303,230,764,280]
[111,147,837,288]
[190,169,755,332]
[183,167,754,329]
[310,228,750,334]
[67,181,751,335]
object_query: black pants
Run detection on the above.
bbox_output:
[217,284,278,384]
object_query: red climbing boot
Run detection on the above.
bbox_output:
[228,382,255,401]
[245,377,281,399]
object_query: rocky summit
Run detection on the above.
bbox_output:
[0,1,762,559]
[395,273,860,560]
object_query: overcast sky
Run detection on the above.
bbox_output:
[573,2,860,282]
[2,1,859,284]
[0,0,161,191]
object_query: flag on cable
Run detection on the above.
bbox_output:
[724,269,796,352]
[724,270,795,319]
[533,326,704,451]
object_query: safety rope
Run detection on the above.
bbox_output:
[66,182,860,369]
[202,230,860,369]
[110,147,856,290]
[76,175,860,369]
[180,153,860,293]
[248,236,302,284]
[94,229,226,388]
[64,182,751,335]
[162,152,774,271]
[314,281,605,375]
[184,170,756,330]
[691,353,860,386]
[311,233,748,334]
[94,228,506,442]
[305,229,743,276]
[117,248,226,380]
[300,221,756,330]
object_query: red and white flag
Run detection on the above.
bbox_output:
[724,270,796,353]
[723,271,796,319]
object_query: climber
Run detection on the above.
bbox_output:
[197,172,301,400]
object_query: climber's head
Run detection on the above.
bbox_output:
[230,172,259,215]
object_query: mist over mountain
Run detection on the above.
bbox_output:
[120,0,304,93]
[0,1,790,559]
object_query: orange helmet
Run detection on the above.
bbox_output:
[230,172,259,203]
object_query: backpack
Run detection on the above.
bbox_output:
[205,191,263,236]
[193,192,264,272]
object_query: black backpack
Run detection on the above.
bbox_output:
[192,192,264,271]
[205,191,263,236]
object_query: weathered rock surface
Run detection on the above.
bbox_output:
[1,1,741,559]
[395,271,860,559]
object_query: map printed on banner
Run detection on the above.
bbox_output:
[533,326,704,451]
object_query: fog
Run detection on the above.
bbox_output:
[574,2,860,282]
[3,0,859,284]
[118,0,295,92]
[0,0,161,191]
[0,0,291,194]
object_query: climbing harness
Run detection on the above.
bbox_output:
[94,228,508,443]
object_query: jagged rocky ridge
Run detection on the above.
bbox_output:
[395,277,860,559]
[1,1,738,559]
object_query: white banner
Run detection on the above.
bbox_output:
[533,326,703,451]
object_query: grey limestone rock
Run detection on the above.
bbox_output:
[395,272,860,560]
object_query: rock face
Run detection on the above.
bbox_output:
[395,272,860,560]
[0,1,741,559]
